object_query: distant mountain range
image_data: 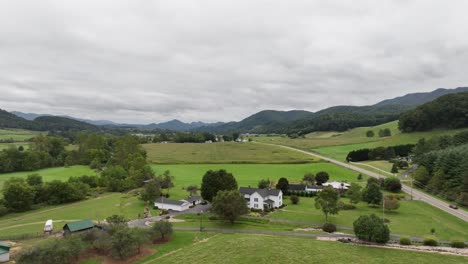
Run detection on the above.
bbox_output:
[195,87,468,134]
[10,111,222,132]
[4,86,468,134]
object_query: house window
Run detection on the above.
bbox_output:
[254,198,258,202]
[254,204,258,208]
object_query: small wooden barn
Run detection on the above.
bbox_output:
[63,219,95,235]
[0,241,10,263]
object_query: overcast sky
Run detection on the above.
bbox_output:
[1,0,467,123]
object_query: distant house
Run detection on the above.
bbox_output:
[154,198,191,212]
[239,187,282,210]
[63,219,95,236]
[0,241,10,263]
[322,181,350,191]
[185,196,201,206]
[288,184,324,193]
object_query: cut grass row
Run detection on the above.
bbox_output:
[153,233,468,264]
[142,142,318,164]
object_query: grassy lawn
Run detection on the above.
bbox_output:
[0,142,31,150]
[154,233,468,264]
[152,163,366,200]
[143,142,318,164]
[0,192,154,238]
[0,165,97,189]
[268,197,468,241]
[0,128,43,141]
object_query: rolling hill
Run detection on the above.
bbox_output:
[197,87,468,134]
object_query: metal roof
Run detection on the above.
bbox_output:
[239,187,281,198]
[0,241,9,254]
[63,219,94,232]
[155,198,188,206]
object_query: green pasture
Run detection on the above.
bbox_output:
[0,165,96,190]
[254,121,468,161]
[151,163,365,200]
[0,128,43,141]
[142,142,317,164]
[154,233,468,264]
[268,197,468,241]
[0,192,151,237]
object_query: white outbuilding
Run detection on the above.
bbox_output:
[154,198,191,212]
[0,241,10,263]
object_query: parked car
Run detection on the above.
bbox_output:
[201,201,208,205]
[449,204,458,209]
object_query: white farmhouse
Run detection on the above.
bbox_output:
[239,187,283,210]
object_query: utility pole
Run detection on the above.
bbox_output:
[200,210,203,232]
[382,195,385,221]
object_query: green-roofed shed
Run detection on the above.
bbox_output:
[63,219,95,235]
[0,241,10,263]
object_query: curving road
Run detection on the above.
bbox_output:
[269,144,468,222]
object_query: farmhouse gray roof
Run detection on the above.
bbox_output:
[155,198,187,206]
[288,184,306,191]
[185,196,201,203]
[239,187,281,198]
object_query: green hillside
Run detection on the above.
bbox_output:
[255,121,468,161]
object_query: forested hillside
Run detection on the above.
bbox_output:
[197,87,468,135]
[412,131,468,206]
[399,92,468,132]
[0,108,101,134]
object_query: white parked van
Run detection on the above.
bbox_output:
[44,219,53,232]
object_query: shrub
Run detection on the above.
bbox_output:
[353,214,390,244]
[290,195,299,205]
[322,223,337,233]
[338,201,356,210]
[208,216,218,221]
[0,204,8,217]
[399,237,411,245]
[423,238,438,247]
[450,241,465,248]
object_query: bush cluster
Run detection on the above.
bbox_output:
[422,238,438,247]
[399,237,411,245]
[322,223,337,233]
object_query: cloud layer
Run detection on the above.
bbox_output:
[1,0,467,123]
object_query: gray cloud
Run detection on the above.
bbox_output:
[1,0,468,123]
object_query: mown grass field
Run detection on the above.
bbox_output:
[0,142,31,151]
[254,121,468,161]
[151,163,365,200]
[0,192,151,238]
[0,128,43,141]
[143,142,317,164]
[268,197,468,241]
[153,233,468,264]
[0,165,96,190]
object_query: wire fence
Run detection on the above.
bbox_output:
[0,230,61,241]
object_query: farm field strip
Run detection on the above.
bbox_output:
[143,142,318,164]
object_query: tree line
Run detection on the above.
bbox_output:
[346,144,414,162]
[412,131,468,206]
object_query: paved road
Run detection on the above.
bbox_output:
[269,144,468,222]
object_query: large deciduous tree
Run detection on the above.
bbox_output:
[211,190,248,224]
[315,171,330,185]
[362,183,383,206]
[201,170,238,202]
[314,187,340,223]
[275,177,289,193]
[353,214,390,244]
